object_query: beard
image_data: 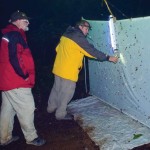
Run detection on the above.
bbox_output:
[24,26,29,31]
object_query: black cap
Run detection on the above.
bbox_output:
[9,10,30,23]
[76,20,92,30]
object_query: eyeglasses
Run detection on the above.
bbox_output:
[20,19,29,24]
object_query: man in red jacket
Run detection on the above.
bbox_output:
[0,11,46,146]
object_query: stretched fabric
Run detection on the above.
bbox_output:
[87,16,150,128]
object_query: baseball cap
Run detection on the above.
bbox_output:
[76,20,92,30]
[9,10,30,23]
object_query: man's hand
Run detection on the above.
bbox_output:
[108,56,118,63]
[24,73,29,81]
[25,77,29,81]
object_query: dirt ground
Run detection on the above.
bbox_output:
[0,90,100,150]
[0,110,100,150]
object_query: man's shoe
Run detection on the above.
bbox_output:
[0,136,19,146]
[26,137,46,146]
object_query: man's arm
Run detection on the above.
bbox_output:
[5,32,29,79]
[76,34,118,63]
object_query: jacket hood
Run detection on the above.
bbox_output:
[1,24,24,35]
[63,26,85,37]
[1,23,26,40]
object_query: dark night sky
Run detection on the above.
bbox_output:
[1,0,150,24]
[1,0,150,64]
[1,0,150,32]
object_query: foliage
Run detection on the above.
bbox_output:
[133,133,143,140]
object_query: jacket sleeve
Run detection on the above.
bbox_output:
[6,32,29,79]
[75,34,108,61]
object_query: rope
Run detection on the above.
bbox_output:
[103,0,128,19]
[107,1,128,18]
[103,0,114,17]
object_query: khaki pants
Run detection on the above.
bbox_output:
[0,88,38,144]
[47,75,76,120]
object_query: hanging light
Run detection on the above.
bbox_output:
[109,15,119,57]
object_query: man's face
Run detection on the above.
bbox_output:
[79,22,90,36]
[16,19,29,31]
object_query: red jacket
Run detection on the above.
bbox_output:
[0,24,35,91]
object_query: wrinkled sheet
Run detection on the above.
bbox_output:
[68,96,150,150]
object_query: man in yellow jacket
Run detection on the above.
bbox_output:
[47,20,118,120]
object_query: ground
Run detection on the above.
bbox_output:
[0,108,100,150]
[0,88,100,150]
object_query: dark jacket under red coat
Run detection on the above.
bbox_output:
[0,24,35,91]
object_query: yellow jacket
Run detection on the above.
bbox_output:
[53,26,108,82]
